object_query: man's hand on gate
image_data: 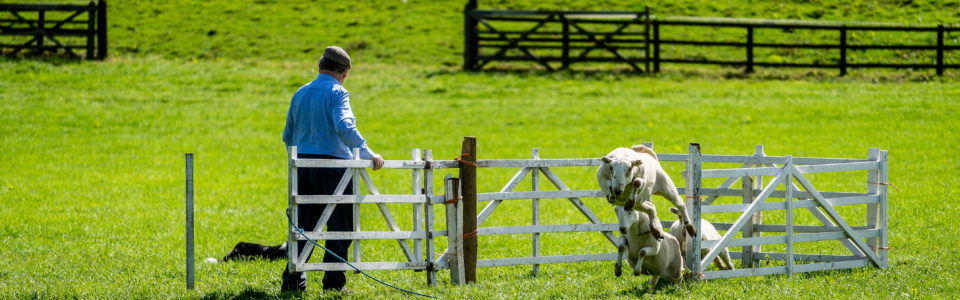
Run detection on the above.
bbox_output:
[371,154,385,171]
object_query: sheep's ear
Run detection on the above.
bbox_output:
[631,160,643,167]
[601,156,612,164]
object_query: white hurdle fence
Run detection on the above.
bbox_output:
[285,138,890,285]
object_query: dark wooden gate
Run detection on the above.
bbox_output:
[0,0,107,60]
[464,1,651,72]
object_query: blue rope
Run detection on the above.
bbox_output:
[285,208,442,299]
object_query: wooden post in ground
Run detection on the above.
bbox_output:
[444,176,465,284]
[685,143,703,280]
[97,0,107,60]
[424,150,437,285]
[463,0,478,71]
[840,25,847,76]
[460,136,478,283]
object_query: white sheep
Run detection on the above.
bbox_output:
[668,207,736,271]
[615,201,684,290]
[597,145,697,238]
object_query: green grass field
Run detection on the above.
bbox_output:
[2,1,960,299]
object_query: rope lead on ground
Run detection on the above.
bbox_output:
[286,208,442,299]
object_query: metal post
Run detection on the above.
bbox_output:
[185,153,195,290]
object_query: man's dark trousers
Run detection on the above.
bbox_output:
[281,154,354,291]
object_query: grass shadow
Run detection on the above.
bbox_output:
[422,63,956,83]
[0,52,89,66]
[615,277,690,298]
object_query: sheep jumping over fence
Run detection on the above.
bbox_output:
[668,207,736,271]
[615,201,684,290]
[597,145,697,238]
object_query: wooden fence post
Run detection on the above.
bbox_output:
[937,24,944,76]
[445,176,466,284]
[531,148,541,276]
[424,150,437,285]
[562,15,570,69]
[287,147,299,272]
[653,20,660,73]
[840,25,847,76]
[463,0,478,71]
[644,5,651,73]
[746,26,754,74]
[412,149,423,270]
[352,148,362,266]
[86,1,96,59]
[878,150,890,268]
[866,148,881,266]
[97,0,107,60]
[685,143,703,279]
[460,136,478,283]
[36,10,44,54]
[784,155,794,277]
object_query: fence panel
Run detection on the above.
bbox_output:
[464,3,958,75]
[0,1,107,59]
[286,142,889,285]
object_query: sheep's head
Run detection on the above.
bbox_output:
[599,155,643,208]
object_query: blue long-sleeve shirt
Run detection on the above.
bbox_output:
[282,73,376,160]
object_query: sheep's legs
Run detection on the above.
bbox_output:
[633,246,658,276]
[718,248,735,270]
[648,276,660,292]
[614,206,627,277]
[615,236,626,277]
[656,179,697,237]
[636,201,664,240]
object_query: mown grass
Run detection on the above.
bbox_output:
[1,0,960,299]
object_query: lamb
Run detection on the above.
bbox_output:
[615,201,684,290]
[597,145,697,238]
[668,207,736,271]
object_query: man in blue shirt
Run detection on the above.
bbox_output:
[281,46,385,293]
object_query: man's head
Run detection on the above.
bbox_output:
[319,46,351,83]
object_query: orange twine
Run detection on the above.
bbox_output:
[454,153,478,168]
[868,182,902,192]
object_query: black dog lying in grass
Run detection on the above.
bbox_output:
[207,242,287,262]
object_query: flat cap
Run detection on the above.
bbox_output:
[322,46,351,68]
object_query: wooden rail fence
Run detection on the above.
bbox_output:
[0,0,107,59]
[464,1,958,75]
[286,138,890,285]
